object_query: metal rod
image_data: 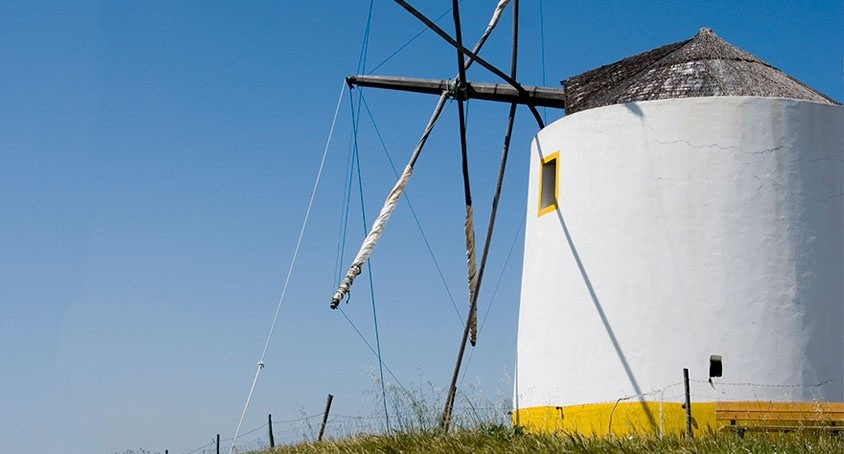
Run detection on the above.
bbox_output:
[393,0,545,128]
[318,393,334,441]
[216,434,220,454]
[683,368,692,439]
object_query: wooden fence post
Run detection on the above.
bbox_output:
[216,433,220,454]
[683,368,692,439]
[318,394,334,441]
[268,413,275,448]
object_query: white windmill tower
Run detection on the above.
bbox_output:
[514,28,843,436]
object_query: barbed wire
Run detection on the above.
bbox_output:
[691,378,837,389]
[177,402,509,453]
[185,440,214,454]
[271,412,323,425]
[177,378,840,453]
[555,378,842,437]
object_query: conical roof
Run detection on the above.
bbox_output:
[562,28,839,114]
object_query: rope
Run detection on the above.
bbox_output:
[539,0,547,123]
[353,0,390,431]
[393,0,544,128]
[334,0,376,285]
[359,93,462,326]
[352,116,391,432]
[332,125,357,286]
[356,0,374,74]
[368,3,459,75]
[227,81,346,454]
[337,307,407,391]
[459,213,525,390]
[479,215,524,335]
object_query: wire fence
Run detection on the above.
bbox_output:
[133,377,840,454]
[512,375,842,439]
[175,390,512,454]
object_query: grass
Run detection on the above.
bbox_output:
[253,424,844,454]
[116,381,844,453]
[243,380,844,453]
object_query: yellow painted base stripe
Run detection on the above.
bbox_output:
[512,401,716,436]
[514,401,844,436]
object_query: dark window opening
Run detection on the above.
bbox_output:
[709,355,723,378]
[539,155,558,214]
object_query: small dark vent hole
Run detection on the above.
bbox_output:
[709,355,723,378]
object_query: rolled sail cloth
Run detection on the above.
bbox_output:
[465,205,479,346]
[330,164,413,309]
[486,0,510,34]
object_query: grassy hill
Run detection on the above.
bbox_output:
[254,424,844,454]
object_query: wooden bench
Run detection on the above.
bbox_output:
[715,401,844,435]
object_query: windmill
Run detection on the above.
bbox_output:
[330,0,844,437]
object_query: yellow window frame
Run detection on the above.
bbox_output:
[538,151,559,217]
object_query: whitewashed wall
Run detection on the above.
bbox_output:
[515,97,844,409]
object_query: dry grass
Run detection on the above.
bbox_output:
[255,425,844,454]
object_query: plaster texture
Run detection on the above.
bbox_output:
[515,97,844,409]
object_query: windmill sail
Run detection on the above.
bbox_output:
[330,0,512,310]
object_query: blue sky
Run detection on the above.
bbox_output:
[1,1,841,453]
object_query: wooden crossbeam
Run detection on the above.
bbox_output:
[346,75,566,109]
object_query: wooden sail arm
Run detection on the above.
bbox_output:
[346,75,566,109]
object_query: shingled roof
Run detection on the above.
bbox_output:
[562,28,839,114]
